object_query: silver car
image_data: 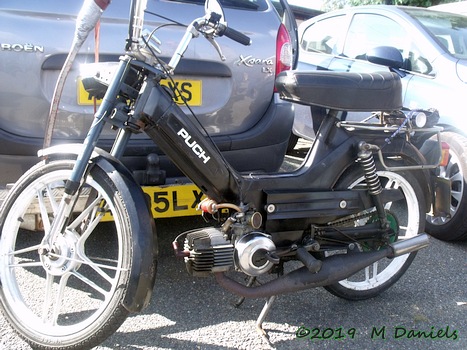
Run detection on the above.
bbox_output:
[0,0,299,217]
[296,5,467,241]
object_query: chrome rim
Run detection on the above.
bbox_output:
[0,169,125,338]
[335,171,420,291]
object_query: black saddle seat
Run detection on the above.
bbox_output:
[275,70,402,112]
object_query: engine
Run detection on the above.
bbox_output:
[184,227,234,277]
[183,227,276,277]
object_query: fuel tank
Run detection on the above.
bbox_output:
[139,79,241,203]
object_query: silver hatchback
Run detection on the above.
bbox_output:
[296,5,467,241]
[0,0,296,195]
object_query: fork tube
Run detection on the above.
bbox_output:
[41,59,133,250]
[66,58,132,194]
[110,128,132,159]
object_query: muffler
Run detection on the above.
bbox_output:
[215,234,429,298]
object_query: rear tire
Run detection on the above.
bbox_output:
[0,159,135,349]
[324,164,425,300]
[426,131,467,241]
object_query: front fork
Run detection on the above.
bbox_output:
[40,58,133,250]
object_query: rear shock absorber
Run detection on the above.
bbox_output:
[357,141,388,228]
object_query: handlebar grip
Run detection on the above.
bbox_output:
[221,26,251,46]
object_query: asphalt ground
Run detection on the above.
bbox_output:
[0,139,466,350]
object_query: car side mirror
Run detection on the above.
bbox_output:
[366,46,404,69]
[366,46,406,77]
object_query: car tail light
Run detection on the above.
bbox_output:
[440,141,450,167]
[275,23,293,91]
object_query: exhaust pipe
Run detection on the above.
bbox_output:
[389,233,429,257]
[215,234,429,298]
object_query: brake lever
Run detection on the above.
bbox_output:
[206,35,226,61]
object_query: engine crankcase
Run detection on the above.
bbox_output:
[234,232,276,276]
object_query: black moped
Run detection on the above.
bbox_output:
[0,0,446,348]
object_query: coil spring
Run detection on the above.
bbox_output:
[358,151,383,195]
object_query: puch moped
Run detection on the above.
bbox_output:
[0,0,447,348]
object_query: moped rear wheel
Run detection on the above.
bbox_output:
[324,166,425,300]
[0,159,134,349]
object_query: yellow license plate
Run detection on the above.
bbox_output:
[77,78,103,105]
[77,78,202,106]
[101,184,205,221]
[160,79,202,106]
[143,183,205,218]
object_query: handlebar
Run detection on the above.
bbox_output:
[167,15,251,72]
[219,24,251,46]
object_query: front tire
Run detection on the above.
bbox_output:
[324,165,425,300]
[0,159,135,349]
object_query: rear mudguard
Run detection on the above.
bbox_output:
[39,144,157,313]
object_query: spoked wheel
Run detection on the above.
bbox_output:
[324,165,425,300]
[0,159,135,349]
[426,131,467,241]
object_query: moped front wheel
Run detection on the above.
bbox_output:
[324,165,425,300]
[0,159,134,349]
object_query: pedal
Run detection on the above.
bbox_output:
[296,247,322,273]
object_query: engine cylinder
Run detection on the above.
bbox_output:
[184,227,234,277]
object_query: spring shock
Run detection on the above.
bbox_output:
[357,142,388,228]
[358,142,383,195]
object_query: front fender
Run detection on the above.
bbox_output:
[39,144,157,312]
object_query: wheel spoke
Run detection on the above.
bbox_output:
[371,261,378,280]
[46,250,124,273]
[364,266,370,282]
[42,273,55,323]
[8,261,43,268]
[451,189,462,203]
[384,179,397,189]
[45,184,61,216]
[67,195,104,233]
[399,224,408,234]
[383,179,398,210]
[450,171,463,184]
[51,274,72,326]
[7,244,41,257]
[71,270,110,297]
[37,189,52,233]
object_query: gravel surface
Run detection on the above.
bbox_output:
[1,216,465,350]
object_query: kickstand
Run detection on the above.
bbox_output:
[256,295,277,346]
[233,276,256,308]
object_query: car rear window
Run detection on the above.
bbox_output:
[167,0,268,11]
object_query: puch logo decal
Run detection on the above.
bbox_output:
[236,55,274,74]
[177,128,211,164]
